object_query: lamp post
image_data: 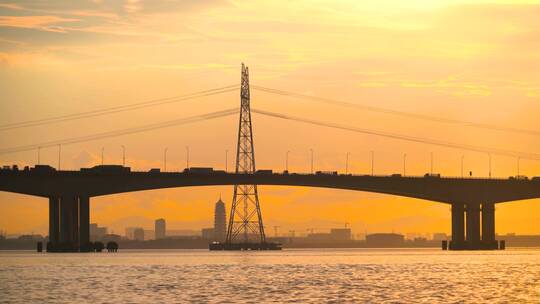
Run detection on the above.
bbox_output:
[164,148,168,172]
[310,149,314,174]
[58,144,61,170]
[346,152,350,174]
[488,153,492,178]
[460,155,464,178]
[403,153,407,176]
[430,152,434,175]
[186,146,190,169]
[286,150,290,171]
[370,151,374,176]
[121,145,125,166]
[517,156,521,176]
[37,146,41,165]
[225,149,228,172]
[101,147,104,166]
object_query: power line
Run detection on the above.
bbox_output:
[252,85,540,137]
[0,108,238,155]
[0,85,239,131]
[251,108,540,160]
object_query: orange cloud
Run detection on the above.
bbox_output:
[0,15,78,32]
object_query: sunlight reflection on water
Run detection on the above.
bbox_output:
[1,248,540,303]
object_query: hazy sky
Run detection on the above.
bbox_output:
[1,0,540,236]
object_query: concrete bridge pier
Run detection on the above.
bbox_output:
[448,202,500,250]
[48,197,59,250]
[59,196,79,252]
[79,196,91,252]
[449,203,465,250]
[47,195,91,252]
[466,203,481,247]
[481,203,498,250]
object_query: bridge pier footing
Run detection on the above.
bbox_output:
[47,195,90,252]
[448,202,502,250]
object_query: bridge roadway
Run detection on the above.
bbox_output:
[1,167,539,251]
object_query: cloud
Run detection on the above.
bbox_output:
[71,151,99,168]
[0,0,228,16]
[0,15,79,32]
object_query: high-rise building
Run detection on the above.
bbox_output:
[214,197,227,242]
[125,227,136,240]
[201,228,215,240]
[155,218,166,240]
[330,228,352,241]
[90,223,107,241]
[133,228,145,241]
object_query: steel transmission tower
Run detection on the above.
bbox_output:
[225,63,267,244]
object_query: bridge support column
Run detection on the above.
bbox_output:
[450,203,465,250]
[466,203,481,248]
[79,196,90,252]
[482,203,498,249]
[47,197,60,252]
[59,196,79,252]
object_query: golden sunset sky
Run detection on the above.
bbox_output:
[1,0,540,237]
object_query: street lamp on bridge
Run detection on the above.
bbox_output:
[370,150,374,176]
[58,144,61,170]
[225,149,228,172]
[121,145,125,167]
[186,146,190,169]
[346,152,350,174]
[461,155,464,178]
[164,147,168,172]
[430,152,434,175]
[286,150,290,172]
[310,149,314,174]
[489,153,492,178]
[403,153,407,176]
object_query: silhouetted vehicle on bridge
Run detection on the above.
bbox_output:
[316,171,338,175]
[255,169,273,175]
[30,165,57,174]
[184,167,214,174]
[81,165,130,174]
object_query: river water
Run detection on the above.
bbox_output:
[1,248,539,303]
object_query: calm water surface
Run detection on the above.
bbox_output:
[1,248,540,303]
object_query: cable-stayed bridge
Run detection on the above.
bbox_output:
[1,64,539,252]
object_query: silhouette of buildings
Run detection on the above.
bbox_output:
[133,228,144,241]
[155,218,166,239]
[201,228,215,240]
[90,223,107,241]
[214,197,226,242]
[433,233,448,241]
[330,228,352,241]
[17,234,44,242]
[102,233,121,243]
[125,227,136,240]
[366,233,404,247]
